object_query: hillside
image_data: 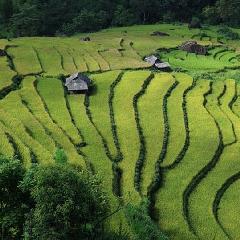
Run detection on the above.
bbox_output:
[0,24,240,239]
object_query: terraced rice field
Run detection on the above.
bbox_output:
[159,46,240,72]
[0,24,240,239]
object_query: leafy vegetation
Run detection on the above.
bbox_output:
[0,0,239,37]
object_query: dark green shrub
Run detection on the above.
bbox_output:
[217,26,240,40]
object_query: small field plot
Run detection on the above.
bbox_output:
[89,70,121,159]
[35,47,66,76]
[54,46,77,74]
[0,121,31,167]
[161,73,193,168]
[138,73,175,194]
[113,70,151,202]
[0,57,15,90]
[160,47,240,72]
[37,77,82,146]
[7,46,42,75]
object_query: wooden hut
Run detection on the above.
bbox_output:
[179,41,207,55]
[65,73,91,94]
[144,55,171,71]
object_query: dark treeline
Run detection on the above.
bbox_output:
[0,0,239,37]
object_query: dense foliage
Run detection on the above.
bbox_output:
[0,155,111,239]
[0,0,239,37]
[125,199,168,240]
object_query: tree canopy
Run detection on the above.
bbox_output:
[0,0,239,37]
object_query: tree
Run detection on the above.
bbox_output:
[53,148,68,164]
[10,3,41,36]
[21,164,109,239]
[112,5,136,26]
[125,199,168,240]
[0,0,13,22]
[216,0,240,26]
[0,155,30,240]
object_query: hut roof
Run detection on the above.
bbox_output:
[155,62,171,69]
[179,40,207,55]
[144,55,159,65]
[65,73,91,91]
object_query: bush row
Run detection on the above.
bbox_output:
[53,46,65,72]
[5,132,22,161]
[108,72,124,162]
[132,73,154,193]
[182,82,224,234]
[112,162,123,197]
[33,47,44,73]
[165,80,197,170]
[228,81,238,110]
[0,75,22,99]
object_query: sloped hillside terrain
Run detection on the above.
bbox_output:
[0,24,240,239]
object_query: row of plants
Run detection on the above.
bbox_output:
[108,72,124,163]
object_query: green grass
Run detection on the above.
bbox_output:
[137,73,175,194]
[113,70,151,202]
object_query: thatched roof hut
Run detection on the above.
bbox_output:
[179,41,207,55]
[65,73,91,94]
[144,55,171,71]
